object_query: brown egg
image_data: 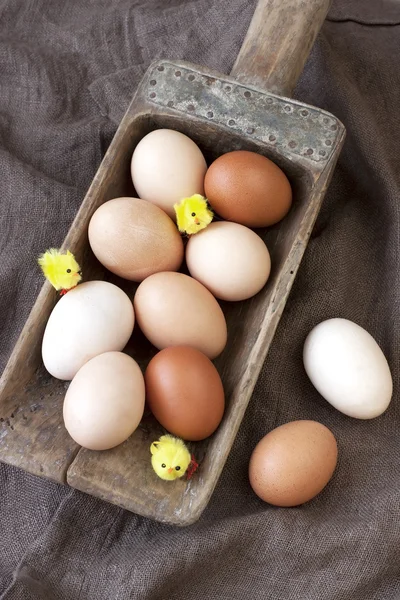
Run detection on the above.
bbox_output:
[88,197,183,282]
[134,272,227,359]
[204,150,292,227]
[145,346,225,441]
[249,420,338,507]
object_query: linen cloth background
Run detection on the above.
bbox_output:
[1,0,400,598]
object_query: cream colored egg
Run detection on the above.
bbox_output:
[88,197,183,282]
[42,281,134,380]
[134,272,227,359]
[186,221,271,301]
[63,352,145,450]
[131,129,207,218]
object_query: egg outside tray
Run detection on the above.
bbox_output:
[0,35,345,525]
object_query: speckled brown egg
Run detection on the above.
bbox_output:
[145,346,225,441]
[204,150,292,227]
[249,420,338,507]
[88,197,183,282]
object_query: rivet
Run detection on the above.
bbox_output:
[188,74,195,81]
[207,111,214,118]
[289,141,297,148]
[331,124,338,131]
[175,70,181,77]
[187,104,195,111]
[305,148,314,155]
[149,92,156,99]
[167,101,174,108]
[300,109,309,117]
[225,85,232,92]
[157,65,164,72]
[266,98,273,104]
[150,80,156,86]
[325,139,332,146]
[269,134,276,142]
[246,127,254,134]
[244,91,251,98]
[228,119,235,126]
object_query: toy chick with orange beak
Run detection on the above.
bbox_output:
[150,435,198,481]
[38,248,82,296]
[174,194,214,235]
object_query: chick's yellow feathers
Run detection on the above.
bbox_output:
[174,194,213,235]
[38,249,82,292]
[150,435,191,481]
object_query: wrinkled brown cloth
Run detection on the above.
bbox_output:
[1,0,400,598]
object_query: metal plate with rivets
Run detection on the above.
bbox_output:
[143,61,343,167]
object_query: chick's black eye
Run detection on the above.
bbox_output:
[161,463,166,468]
[66,269,71,273]
[175,466,181,471]
[191,212,196,217]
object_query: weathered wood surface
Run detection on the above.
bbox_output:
[231,0,331,97]
[0,0,345,524]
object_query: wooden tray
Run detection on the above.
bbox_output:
[0,0,345,525]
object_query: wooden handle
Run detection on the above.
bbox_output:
[231,0,331,97]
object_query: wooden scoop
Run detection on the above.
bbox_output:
[0,0,345,525]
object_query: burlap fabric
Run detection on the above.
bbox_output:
[1,0,399,598]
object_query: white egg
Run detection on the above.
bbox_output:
[131,129,207,218]
[186,221,271,301]
[63,352,145,450]
[42,281,134,380]
[303,318,392,419]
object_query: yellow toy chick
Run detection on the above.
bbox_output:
[38,249,82,295]
[150,435,198,481]
[174,194,213,235]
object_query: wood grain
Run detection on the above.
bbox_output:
[231,0,331,96]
